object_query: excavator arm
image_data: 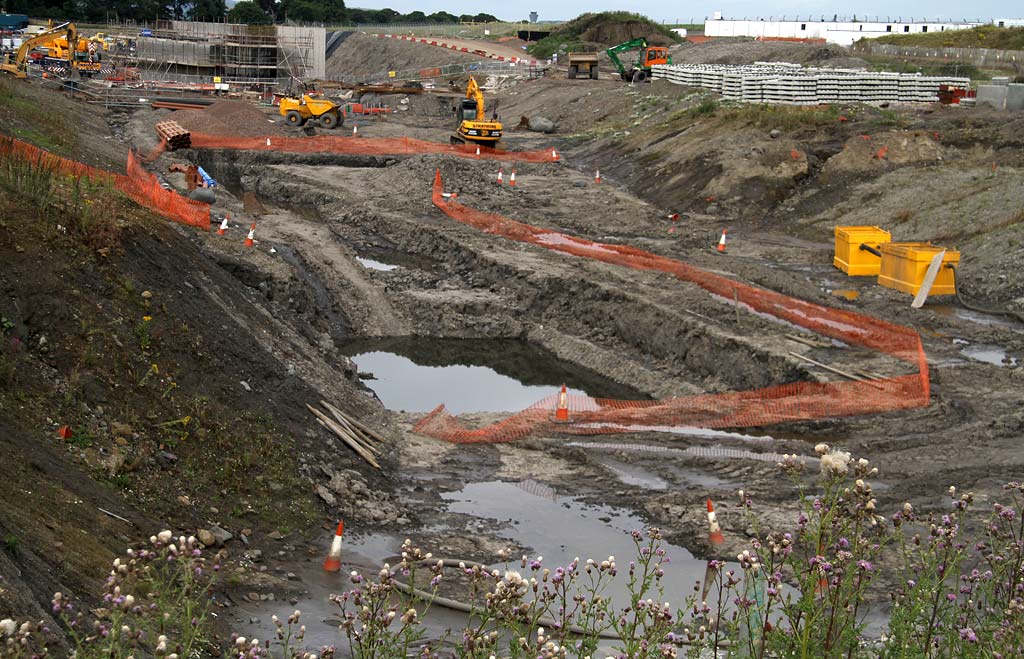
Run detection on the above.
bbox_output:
[605,38,648,78]
[2,22,75,78]
[465,76,485,118]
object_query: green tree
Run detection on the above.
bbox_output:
[404,10,425,22]
[473,13,498,22]
[228,0,270,24]
[281,0,345,23]
[188,0,226,21]
[426,11,457,23]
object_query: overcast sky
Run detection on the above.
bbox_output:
[351,1,1019,23]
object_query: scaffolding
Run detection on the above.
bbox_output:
[105,20,323,85]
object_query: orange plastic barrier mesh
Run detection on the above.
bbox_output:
[189,132,560,163]
[0,135,209,231]
[413,171,930,443]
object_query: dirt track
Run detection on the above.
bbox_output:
[3,35,1024,648]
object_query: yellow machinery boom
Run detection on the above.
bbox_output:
[1,22,77,79]
[453,76,502,146]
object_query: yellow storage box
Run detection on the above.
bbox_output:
[877,242,960,296]
[834,226,892,276]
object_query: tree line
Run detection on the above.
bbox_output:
[0,0,501,26]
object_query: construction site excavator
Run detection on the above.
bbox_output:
[1,22,76,79]
[606,38,671,83]
[452,76,502,147]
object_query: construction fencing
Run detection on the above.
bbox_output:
[414,171,930,443]
[0,135,210,230]
[189,132,561,163]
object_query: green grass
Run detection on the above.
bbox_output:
[868,25,1024,50]
[528,12,682,58]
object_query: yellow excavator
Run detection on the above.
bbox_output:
[1,22,78,79]
[453,76,502,147]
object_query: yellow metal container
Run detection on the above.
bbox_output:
[877,242,961,296]
[833,226,892,276]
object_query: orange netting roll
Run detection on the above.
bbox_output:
[414,171,930,444]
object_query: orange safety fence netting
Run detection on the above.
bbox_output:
[188,132,561,163]
[0,135,210,231]
[414,171,931,444]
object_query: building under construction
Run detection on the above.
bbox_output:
[116,20,325,84]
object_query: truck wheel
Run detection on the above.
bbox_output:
[568,65,577,80]
[285,110,305,126]
[632,70,648,84]
[590,67,599,80]
[319,111,339,129]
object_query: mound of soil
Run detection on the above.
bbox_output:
[326,32,478,80]
[579,20,675,48]
[823,130,945,175]
[171,99,284,137]
[671,39,861,67]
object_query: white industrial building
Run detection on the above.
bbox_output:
[704,13,984,46]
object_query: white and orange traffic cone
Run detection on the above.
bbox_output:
[551,148,558,161]
[216,214,229,236]
[509,169,516,187]
[475,144,481,157]
[555,384,569,422]
[706,498,725,545]
[595,169,601,184]
[322,520,344,572]
[266,137,271,147]
[716,229,727,254]
[496,168,504,185]
[352,125,358,136]
[668,213,680,221]
[244,223,256,247]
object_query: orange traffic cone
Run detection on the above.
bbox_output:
[595,169,601,184]
[497,168,504,185]
[216,214,229,236]
[555,384,569,422]
[551,148,558,161]
[352,125,358,136]
[322,520,344,572]
[668,213,680,221]
[716,229,727,254]
[266,137,271,147]
[244,223,256,247]
[706,498,725,545]
[475,144,481,156]
[509,169,516,187]
[57,426,73,440]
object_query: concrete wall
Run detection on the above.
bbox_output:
[704,18,981,46]
[653,62,970,105]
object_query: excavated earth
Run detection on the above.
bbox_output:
[2,37,1024,650]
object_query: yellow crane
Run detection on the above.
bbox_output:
[1,22,77,79]
[453,76,502,147]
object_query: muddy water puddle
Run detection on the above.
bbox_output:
[960,343,1018,367]
[341,338,648,414]
[927,304,1024,332]
[355,256,399,271]
[442,481,733,609]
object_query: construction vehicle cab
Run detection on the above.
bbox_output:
[1,21,76,78]
[453,76,502,147]
[606,38,671,83]
[567,51,599,80]
[279,93,343,129]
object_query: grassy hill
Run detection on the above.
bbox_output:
[528,12,682,58]
[870,25,1024,50]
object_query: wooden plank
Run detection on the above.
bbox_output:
[307,404,380,469]
[788,351,885,390]
[911,250,947,309]
[321,400,388,445]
